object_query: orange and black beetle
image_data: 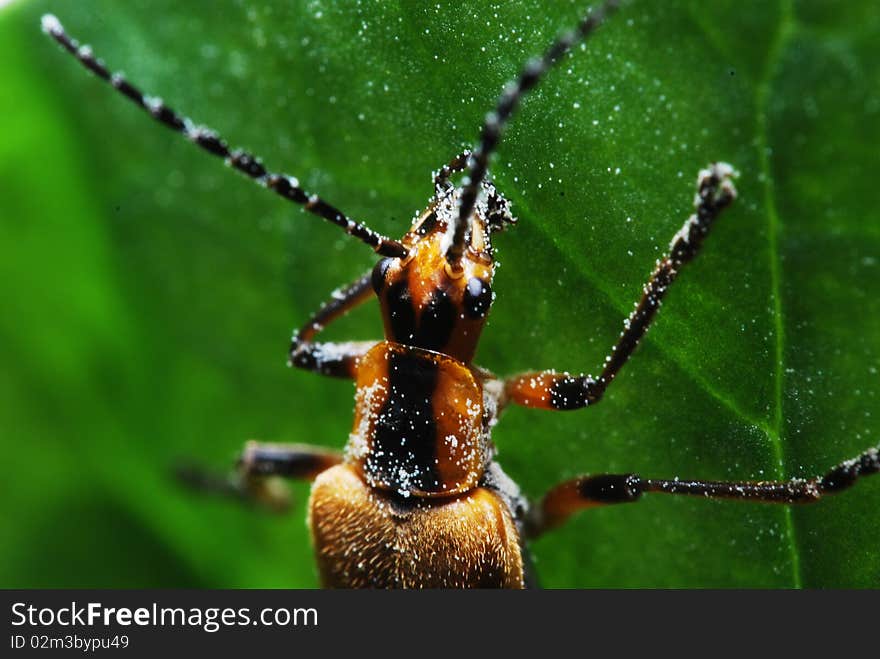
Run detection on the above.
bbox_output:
[44,1,879,588]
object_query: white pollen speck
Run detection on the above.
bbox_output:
[41,14,62,34]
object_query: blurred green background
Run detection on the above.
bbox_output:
[1,0,878,588]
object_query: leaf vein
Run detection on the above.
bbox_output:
[756,0,800,589]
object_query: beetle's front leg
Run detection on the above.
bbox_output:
[289,339,376,379]
[289,269,378,378]
[502,163,737,412]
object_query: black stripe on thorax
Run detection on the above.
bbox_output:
[368,349,443,494]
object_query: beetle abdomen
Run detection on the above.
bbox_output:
[308,464,523,588]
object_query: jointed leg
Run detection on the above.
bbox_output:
[178,442,343,512]
[504,163,737,412]
[288,269,377,378]
[238,441,342,481]
[41,15,407,258]
[238,442,342,512]
[433,151,472,192]
[525,445,880,538]
[183,277,363,500]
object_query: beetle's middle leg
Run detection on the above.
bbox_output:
[235,441,343,510]
[501,163,737,412]
[179,271,372,506]
[524,445,880,539]
[178,442,343,512]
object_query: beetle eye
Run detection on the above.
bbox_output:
[464,277,492,319]
[371,257,394,294]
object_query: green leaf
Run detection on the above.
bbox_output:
[1,0,877,587]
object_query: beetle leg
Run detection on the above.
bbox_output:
[289,269,378,379]
[289,340,376,379]
[237,441,343,481]
[433,150,472,191]
[177,442,343,512]
[179,270,373,507]
[525,445,880,538]
[503,163,737,411]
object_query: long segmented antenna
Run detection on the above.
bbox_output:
[41,14,408,259]
[448,0,620,266]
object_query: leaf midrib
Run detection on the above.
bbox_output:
[755,0,800,589]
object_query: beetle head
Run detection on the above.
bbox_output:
[371,179,515,363]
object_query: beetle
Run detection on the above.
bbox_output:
[43,1,880,588]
